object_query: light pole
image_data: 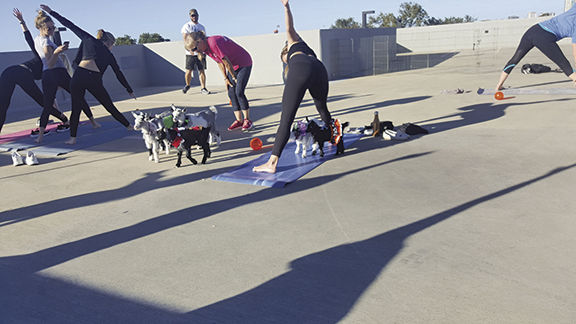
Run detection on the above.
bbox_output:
[362,10,375,28]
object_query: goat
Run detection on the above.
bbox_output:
[165,126,211,167]
[170,104,221,146]
[132,110,161,163]
[307,118,349,157]
[291,119,314,158]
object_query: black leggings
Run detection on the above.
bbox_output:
[39,67,93,129]
[0,65,66,133]
[272,54,332,157]
[503,24,574,76]
[69,67,129,137]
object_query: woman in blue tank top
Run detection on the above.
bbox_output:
[496,6,576,91]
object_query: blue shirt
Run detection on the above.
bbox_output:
[539,6,576,43]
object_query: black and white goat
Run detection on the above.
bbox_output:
[307,118,349,157]
[165,126,211,167]
[132,110,161,163]
[292,119,314,158]
[170,104,221,146]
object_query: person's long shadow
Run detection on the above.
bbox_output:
[0,165,231,228]
[185,162,576,323]
[416,98,575,134]
[1,154,574,322]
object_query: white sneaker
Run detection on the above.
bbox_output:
[12,151,24,166]
[201,88,211,95]
[383,129,409,141]
[25,151,39,165]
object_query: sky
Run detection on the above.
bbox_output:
[0,0,566,53]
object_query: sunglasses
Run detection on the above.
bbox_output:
[190,14,198,17]
[46,26,56,31]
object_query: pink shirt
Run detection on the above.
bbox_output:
[204,36,252,71]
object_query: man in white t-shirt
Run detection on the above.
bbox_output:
[181,9,210,94]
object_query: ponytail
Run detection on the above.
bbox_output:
[34,10,52,30]
[96,29,115,45]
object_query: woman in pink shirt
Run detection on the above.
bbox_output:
[186,33,254,131]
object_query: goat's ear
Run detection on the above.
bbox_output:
[132,111,139,118]
[171,104,176,111]
[306,117,309,122]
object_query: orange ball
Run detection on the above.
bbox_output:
[494,91,504,100]
[250,137,263,150]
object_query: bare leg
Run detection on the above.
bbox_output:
[495,71,509,91]
[253,154,279,174]
[233,110,243,122]
[199,69,207,89]
[242,109,250,120]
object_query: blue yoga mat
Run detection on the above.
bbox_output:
[0,121,131,156]
[212,133,362,188]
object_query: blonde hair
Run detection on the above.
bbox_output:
[96,29,115,45]
[34,10,53,30]
[184,31,206,52]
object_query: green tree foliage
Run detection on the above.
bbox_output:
[333,2,475,29]
[138,33,166,44]
[368,13,399,28]
[398,2,428,27]
[115,35,136,46]
[330,17,361,29]
[427,15,476,25]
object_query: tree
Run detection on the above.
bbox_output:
[330,18,360,29]
[368,13,399,28]
[398,2,429,27]
[426,15,476,26]
[115,34,136,46]
[332,2,475,29]
[138,33,166,44]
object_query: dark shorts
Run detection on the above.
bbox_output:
[185,55,206,71]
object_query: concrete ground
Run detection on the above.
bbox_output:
[1,49,576,323]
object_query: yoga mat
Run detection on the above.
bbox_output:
[212,133,362,188]
[477,87,576,95]
[0,123,63,146]
[0,121,130,156]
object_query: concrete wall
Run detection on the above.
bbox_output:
[5,18,570,110]
[396,17,558,53]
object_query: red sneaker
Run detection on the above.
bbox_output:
[242,119,253,131]
[228,120,243,131]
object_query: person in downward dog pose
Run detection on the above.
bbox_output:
[495,4,576,91]
[252,0,342,174]
[184,31,254,131]
[40,4,135,145]
[33,8,98,143]
[0,8,70,134]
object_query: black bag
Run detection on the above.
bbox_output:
[521,63,552,74]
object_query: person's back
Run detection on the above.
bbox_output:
[539,6,576,41]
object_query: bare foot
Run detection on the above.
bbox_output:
[34,128,45,143]
[65,137,77,145]
[253,155,279,174]
[90,119,101,128]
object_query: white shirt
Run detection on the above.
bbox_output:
[34,35,65,71]
[181,21,206,55]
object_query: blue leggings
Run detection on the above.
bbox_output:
[503,24,573,76]
[228,65,251,111]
